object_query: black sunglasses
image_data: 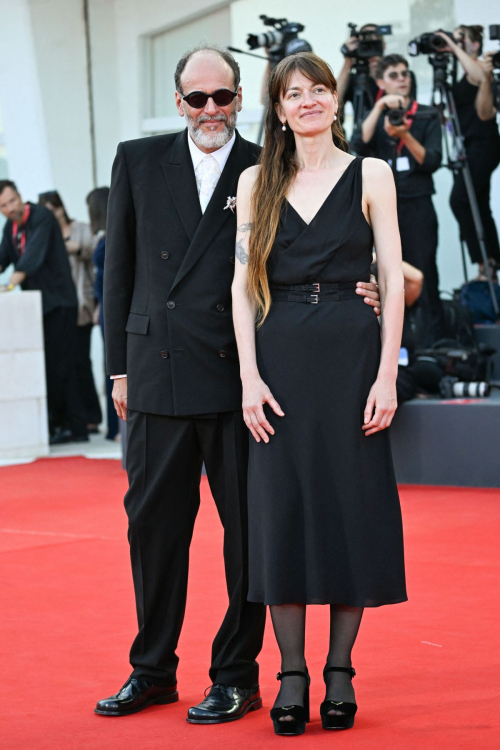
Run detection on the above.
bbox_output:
[182,88,238,109]
[387,70,410,80]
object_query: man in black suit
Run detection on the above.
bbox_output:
[97,43,381,723]
[0,180,87,443]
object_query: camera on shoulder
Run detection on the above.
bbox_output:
[408,30,455,57]
[341,22,392,60]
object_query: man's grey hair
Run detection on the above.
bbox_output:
[174,42,241,94]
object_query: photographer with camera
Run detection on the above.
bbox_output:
[337,24,383,111]
[436,27,500,277]
[351,54,443,343]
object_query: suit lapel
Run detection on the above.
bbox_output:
[170,131,247,291]
[160,130,201,243]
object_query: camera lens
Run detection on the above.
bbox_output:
[431,34,447,50]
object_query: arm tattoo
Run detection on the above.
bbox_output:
[235,238,249,264]
[235,222,253,265]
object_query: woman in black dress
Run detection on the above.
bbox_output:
[232,53,407,736]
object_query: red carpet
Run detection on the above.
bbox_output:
[0,456,499,749]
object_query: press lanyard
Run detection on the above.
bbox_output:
[12,204,31,255]
[397,100,419,155]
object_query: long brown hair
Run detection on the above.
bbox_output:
[248,52,347,325]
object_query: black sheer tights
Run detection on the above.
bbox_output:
[270,603,364,720]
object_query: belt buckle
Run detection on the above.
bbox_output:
[308,293,319,304]
[312,282,320,293]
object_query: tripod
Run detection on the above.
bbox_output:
[429,52,499,315]
[351,60,376,133]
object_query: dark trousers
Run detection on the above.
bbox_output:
[125,409,266,688]
[450,138,500,266]
[75,323,102,426]
[43,306,87,437]
[398,196,444,344]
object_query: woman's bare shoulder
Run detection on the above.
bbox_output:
[238,164,260,191]
[361,157,393,179]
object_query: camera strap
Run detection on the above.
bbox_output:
[12,203,31,256]
[397,100,418,155]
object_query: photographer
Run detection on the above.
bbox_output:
[337,23,383,110]
[437,28,500,277]
[351,54,443,343]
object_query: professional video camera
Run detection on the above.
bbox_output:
[489,25,500,111]
[408,30,455,57]
[246,15,312,66]
[341,22,392,61]
[490,24,500,68]
[342,22,392,130]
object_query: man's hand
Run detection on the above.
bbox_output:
[377,94,405,110]
[342,36,359,57]
[356,275,381,316]
[384,114,410,139]
[112,377,128,421]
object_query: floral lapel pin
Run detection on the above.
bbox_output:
[224,196,237,213]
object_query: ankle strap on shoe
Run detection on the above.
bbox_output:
[323,666,356,679]
[276,670,308,681]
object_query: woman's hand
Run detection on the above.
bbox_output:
[362,377,398,436]
[434,30,457,54]
[242,373,284,443]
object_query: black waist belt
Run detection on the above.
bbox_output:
[270,282,358,305]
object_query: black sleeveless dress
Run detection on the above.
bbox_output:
[247,157,407,607]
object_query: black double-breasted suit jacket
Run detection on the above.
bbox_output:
[104,129,261,416]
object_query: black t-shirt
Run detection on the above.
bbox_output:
[452,75,499,142]
[350,102,442,199]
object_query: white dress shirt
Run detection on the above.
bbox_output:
[187,130,236,177]
[111,130,236,380]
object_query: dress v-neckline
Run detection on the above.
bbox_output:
[285,157,358,227]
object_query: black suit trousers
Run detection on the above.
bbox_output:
[43,306,87,437]
[125,409,266,688]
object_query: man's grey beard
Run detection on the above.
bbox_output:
[184,108,237,149]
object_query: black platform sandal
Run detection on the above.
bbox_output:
[320,666,357,730]
[270,670,310,736]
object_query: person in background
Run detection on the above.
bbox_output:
[436,28,500,278]
[87,187,118,441]
[0,179,87,443]
[336,23,385,113]
[350,54,443,344]
[39,191,102,432]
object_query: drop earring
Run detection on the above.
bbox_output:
[333,113,338,121]
[282,121,287,131]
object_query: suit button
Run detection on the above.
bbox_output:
[216,304,225,312]
[161,251,170,259]
[167,301,176,309]
[230,256,235,265]
[160,350,170,359]
[218,350,227,358]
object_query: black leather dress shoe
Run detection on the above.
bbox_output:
[50,429,89,445]
[95,677,178,716]
[186,684,262,724]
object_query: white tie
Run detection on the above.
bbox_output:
[195,154,221,213]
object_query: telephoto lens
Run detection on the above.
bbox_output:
[452,382,490,398]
